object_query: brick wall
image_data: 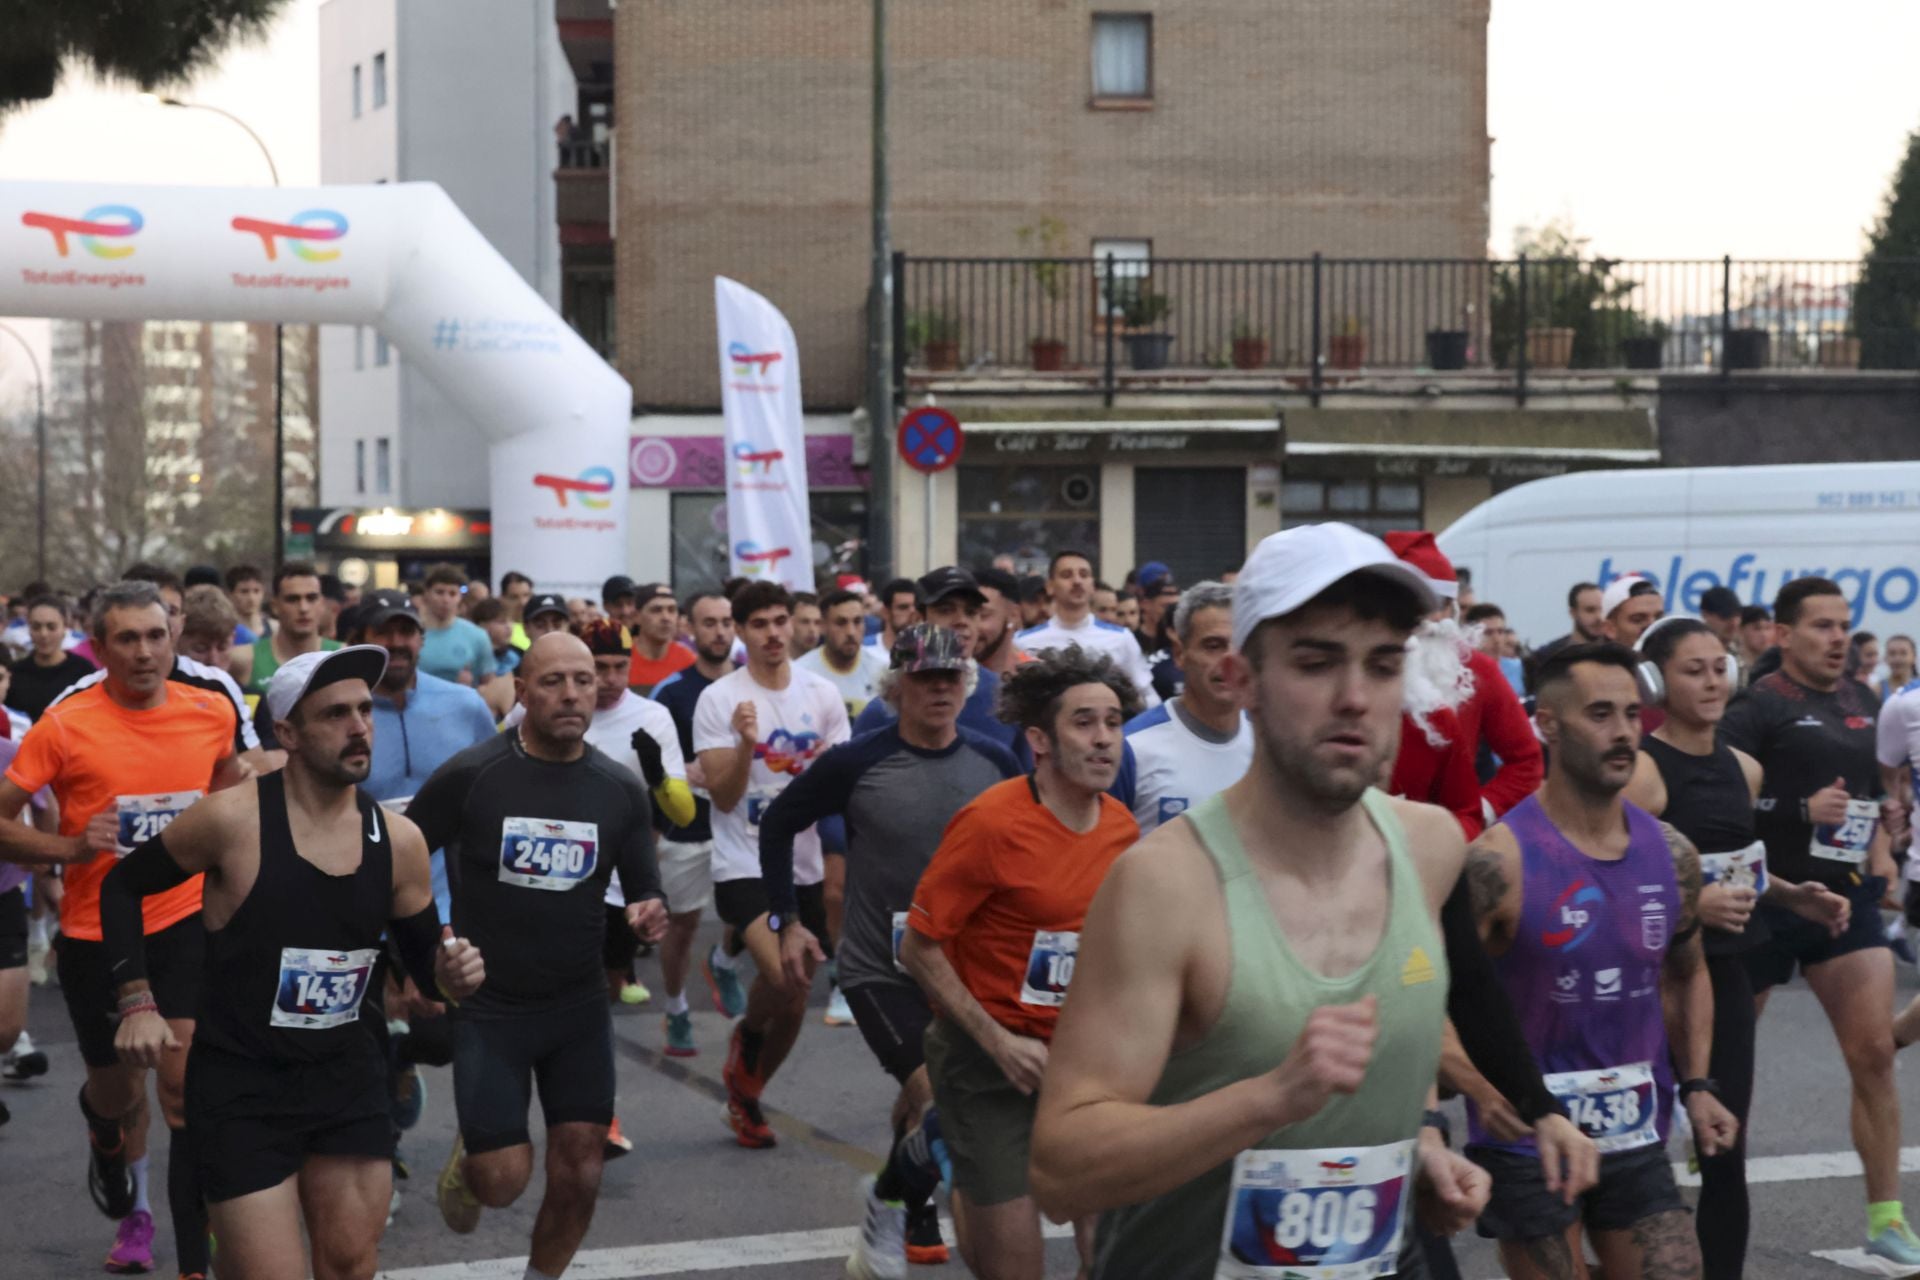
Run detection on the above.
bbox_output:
[615,0,1491,409]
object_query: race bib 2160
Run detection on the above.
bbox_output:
[114,791,201,855]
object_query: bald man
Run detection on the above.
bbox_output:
[405,633,669,1279]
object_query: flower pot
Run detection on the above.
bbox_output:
[1620,336,1663,370]
[1126,333,1174,372]
[1817,336,1861,369]
[1725,328,1770,370]
[1425,330,1469,371]
[1327,334,1366,371]
[1029,338,1066,372]
[1525,326,1575,370]
[1231,337,1269,370]
[923,339,960,372]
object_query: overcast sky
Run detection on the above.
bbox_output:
[3,0,1918,403]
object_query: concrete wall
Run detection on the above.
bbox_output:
[616,0,1492,409]
[1655,375,1920,467]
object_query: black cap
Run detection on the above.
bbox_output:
[601,575,638,606]
[360,588,420,631]
[525,592,571,623]
[917,566,985,610]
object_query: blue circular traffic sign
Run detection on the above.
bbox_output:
[897,407,965,474]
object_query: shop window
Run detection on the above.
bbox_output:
[1134,467,1244,585]
[1281,475,1423,536]
[957,465,1101,576]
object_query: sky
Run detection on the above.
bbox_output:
[2,0,1918,404]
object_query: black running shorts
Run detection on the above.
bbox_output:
[451,997,615,1154]
[186,1040,393,1204]
[1468,1142,1686,1241]
[0,887,25,970]
[1745,874,1890,992]
[845,981,934,1084]
[58,914,205,1069]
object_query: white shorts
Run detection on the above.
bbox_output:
[660,839,715,916]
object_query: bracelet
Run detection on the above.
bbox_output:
[116,993,159,1021]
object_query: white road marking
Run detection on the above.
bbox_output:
[1811,1248,1920,1276]
[377,1148,1920,1280]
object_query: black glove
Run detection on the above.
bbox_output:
[630,727,667,791]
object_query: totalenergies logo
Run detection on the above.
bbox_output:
[1318,1156,1359,1181]
[732,441,784,477]
[1541,880,1606,951]
[533,467,615,510]
[734,542,793,575]
[21,205,143,258]
[230,209,349,262]
[728,341,781,379]
[755,729,823,776]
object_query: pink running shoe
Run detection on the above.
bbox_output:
[103,1209,154,1274]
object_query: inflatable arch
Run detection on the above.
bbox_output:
[0,181,630,595]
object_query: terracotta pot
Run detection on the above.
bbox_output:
[923,339,960,372]
[1030,338,1066,371]
[1818,336,1861,369]
[1327,334,1366,370]
[1525,326,1574,370]
[1231,337,1269,370]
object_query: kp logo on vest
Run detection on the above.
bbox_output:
[1541,879,1605,951]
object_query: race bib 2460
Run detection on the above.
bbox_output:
[498,816,599,891]
[271,947,377,1030]
[1219,1141,1413,1279]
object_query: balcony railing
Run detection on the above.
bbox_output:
[892,253,1920,405]
[557,138,609,170]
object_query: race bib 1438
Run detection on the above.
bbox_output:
[1218,1141,1413,1280]
[1545,1062,1659,1154]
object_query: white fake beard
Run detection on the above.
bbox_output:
[1402,618,1477,748]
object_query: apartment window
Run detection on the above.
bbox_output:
[1281,477,1423,536]
[352,64,362,117]
[374,332,390,366]
[375,437,392,495]
[1091,14,1152,102]
[372,52,388,109]
[353,325,365,371]
[354,440,367,495]
[1091,238,1152,319]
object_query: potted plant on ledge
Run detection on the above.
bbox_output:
[1121,290,1174,371]
[1231,318,1269,370]
[1017,218,1070,371]
[908,307,962,372]
[1328,316,1366,370]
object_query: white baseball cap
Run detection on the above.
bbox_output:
[264,644,390,723]
[1600,574,1655,619]
[1230,523,1439,654]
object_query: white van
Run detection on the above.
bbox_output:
[1437,462,1920,648]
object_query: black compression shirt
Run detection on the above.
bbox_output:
[408,731,662,1018]
[1644,734,1765,956]
[1719,670,1884,889]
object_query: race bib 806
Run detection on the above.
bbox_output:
[271,947,377,1030]
[114,791,201,855]
[1218,1141,1413,1279]
[498,816,599,891]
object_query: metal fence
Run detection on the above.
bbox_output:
[893,254,1920,404]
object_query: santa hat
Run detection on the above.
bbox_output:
[1383,531,1458,601]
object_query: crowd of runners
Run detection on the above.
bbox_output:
[3,531,1920,1280]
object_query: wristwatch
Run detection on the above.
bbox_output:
[767,912,788,934]
[1678,1077,1720,1101]
[1420,1108,1452,1145]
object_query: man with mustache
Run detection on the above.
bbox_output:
[99,646,484,1280]
[407,633,668,1278]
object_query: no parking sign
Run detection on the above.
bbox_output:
[897,407,964,473]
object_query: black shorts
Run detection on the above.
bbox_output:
[845,982,933,1084]
[602,901,639,973]
[1468,1143,1685,1241]
[713,878,827,937]
[0,887,25,970]
[186,1041,392,1204]
[59,914,205,1069]
[1746,874,1890,992]
[452,997,614,1155]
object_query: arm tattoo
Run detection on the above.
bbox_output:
[1664,927,1704,980]
[1659,820,1702,934]
[1464,836,1510,925]
[1630,1208,1704,1280]
[1520,1232,1579,1280]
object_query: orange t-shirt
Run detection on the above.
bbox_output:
[6,682,237,939]
[628,641,696,693]
[908,775,1138,1042]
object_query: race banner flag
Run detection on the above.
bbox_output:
[715,276,814,591]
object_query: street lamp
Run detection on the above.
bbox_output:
[146,94,286,567]
[0,322,48,579]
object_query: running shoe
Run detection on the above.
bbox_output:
[3,1033,50,1080]
[663,1010,697,1057]
[391,1067,426,1131]
[724,1095,777,1149]
[845,1175,907,1280]
[103,1209,155,1274]
[905,1202,950,1266]
[604,1116,633,1159]
[436,1136,482,1234]
[1888,917,1918,967]
[81,1087,135,1220]
[703,946,746,1019]
[824,986,854,1027]
[1867,1220,1920,1267]
[618,980,652,1006]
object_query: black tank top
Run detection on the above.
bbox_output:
[1643,734,1764,956]
[198,771,392,1064]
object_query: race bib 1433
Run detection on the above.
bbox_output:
[270,946,377,1030]
[498,816,599,891]
[1218,1141,1413,1280]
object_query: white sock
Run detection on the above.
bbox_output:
[27,914,48,948]
[664,991,689,1015]
[708,944,737,972]
[129,1156,151,1215]
[10,1030,30,1055]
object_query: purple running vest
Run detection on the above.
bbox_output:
[1466,794,1681,1154]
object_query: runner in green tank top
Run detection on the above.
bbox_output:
[1031,524,1498,1279]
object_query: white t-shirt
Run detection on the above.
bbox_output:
[795,645,890,720]
[1016,612,1161,707]
[1118,699,1255,833]
[692,665,851,885]
[1877,679,1920,804]
[585,691,687,907]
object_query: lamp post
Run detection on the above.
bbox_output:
[0,322,47,579]
[151,95,286,567]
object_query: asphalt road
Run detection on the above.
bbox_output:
[7,922,1920,1279]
